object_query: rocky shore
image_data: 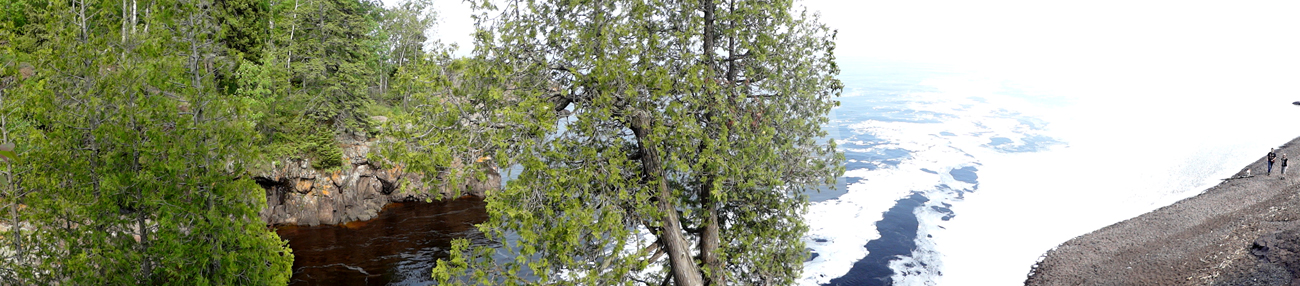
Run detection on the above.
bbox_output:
[255,132,500,226]
[1026,136,1300,285]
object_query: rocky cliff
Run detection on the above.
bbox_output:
[1026,136,1300,285]
[255,132,500,226]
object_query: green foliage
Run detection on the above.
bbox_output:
[0,0,293,283]
[214,0,272,95]
[429,0,845,285]
[216,0,270,63]
[373,0,435,102]
[274,0,383,132]
[257,114,345,171]
[377,46,554,200]
[234,0,402,170]
[0,0,41,32]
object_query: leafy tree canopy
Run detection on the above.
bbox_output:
[0,0,296,283]
[431,0,844,285]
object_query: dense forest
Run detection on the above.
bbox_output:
[0,0,842,284]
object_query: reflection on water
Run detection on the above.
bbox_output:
[276,198,490,285]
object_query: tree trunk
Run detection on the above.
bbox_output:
[286,0,300,70]
[1,114,20,264]
[131,0,137,35]
[699,183,724,286]
[701,0,716,68]
[122,0,128,43]
[131,119,151,283]
[628,110,704,286]
[136,197,150,282]
[74,0,82,42]
[698,1,727,284]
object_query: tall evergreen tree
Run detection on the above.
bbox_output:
[249,0,385,170]
[279,0,382,131]
[432,0,844,285]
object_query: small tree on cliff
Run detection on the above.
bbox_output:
[432,0,844,285]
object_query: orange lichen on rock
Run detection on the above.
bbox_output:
[296,180,314,193]
[330,171,342,186]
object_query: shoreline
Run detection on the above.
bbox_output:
[1026,135,1300,285]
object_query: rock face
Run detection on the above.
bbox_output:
[256,133,500,226]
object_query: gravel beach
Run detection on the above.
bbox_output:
[1027,136,1300,285]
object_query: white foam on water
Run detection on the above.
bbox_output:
[927,70,1300,284]
[889,178,973,286]
[805,59,1300,285]
[802,84,1053,285]
[801,159,962,285]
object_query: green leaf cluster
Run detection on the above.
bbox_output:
[429,0,846,285]
[0,0,297,283]
[377,46,557,200]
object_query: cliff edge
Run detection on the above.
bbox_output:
[1026,136,1300,285]
[255,131,500,226]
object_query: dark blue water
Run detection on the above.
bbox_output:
[810,61,1060,285]
[826,193,929,286]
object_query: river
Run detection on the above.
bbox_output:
[276,198,489,285]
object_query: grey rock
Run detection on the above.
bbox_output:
[256,133,499,226]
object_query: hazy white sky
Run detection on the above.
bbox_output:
[802,0,1300,68]
[426,0,476,56]
[422,0,1300,95]
[425,1,1300,65]
[795,0,1300,111]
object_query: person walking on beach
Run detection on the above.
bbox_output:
[1268,148,1278,175]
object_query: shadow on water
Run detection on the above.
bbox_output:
[276,198,491,286]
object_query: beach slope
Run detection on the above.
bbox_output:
[1026,136,1300,285]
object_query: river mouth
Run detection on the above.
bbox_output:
[276,198,490,285]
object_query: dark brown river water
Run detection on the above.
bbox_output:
[276,198,489,285]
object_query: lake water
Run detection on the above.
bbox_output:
[802,60,1300,285]
[280,60,1300,285]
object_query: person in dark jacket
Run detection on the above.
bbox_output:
[1268,148,1278,175]
[1283,154,1289,175]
